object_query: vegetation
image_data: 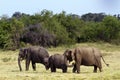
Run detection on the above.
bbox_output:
[0,10,120,50]
[0,9,120,80]
[0,43,120,80]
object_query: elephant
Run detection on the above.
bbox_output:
[64,47,109,73]
[48,54,74,73]
[18,46,49,71]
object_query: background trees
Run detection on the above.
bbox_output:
[0,10,120,50]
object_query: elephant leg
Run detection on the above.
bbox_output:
[76,62,80,73]
[51,67,54,72]
[99,67,102,72]
[62,66,67,73]
[93,65,97,73]
[98,62,102,72]
[51,65,56,72]
[51,67,56,72]
[54,67,56,72]
[32,61,36,71]
[75,58,81,73]
[97,60,103,72]
[26,59,30,71]
[72,64,77,73]
[50,65,54,72]
[50,65,53,72]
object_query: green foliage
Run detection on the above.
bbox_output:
[0,19,11,48]
[0,10,120,50]
[43,16,72,46]
[0,17,24,50]
[80,16,120,43]
[6,18,24,50]
[81,13,106,22]
[102,16,120,41]
[80,22,98,42]
[54,12,85,43]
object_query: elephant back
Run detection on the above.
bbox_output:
[29,46,49,63]
[49,54,67,68]
[29,46,49,57]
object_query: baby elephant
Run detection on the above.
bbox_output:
[48,54,73,73]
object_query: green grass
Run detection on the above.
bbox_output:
[0,42,120,80]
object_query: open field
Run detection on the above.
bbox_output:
[0,42,120,80]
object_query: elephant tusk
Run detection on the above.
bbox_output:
[70,60,75,65]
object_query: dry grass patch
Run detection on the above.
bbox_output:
[0,43,120,80]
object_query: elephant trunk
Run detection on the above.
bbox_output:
[43,58,50,70]
[18,57,22,71]
[67,64,74,67]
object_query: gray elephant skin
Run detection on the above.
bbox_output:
[64,47,109,73]
[48,54,73,73]
[18,46,49,71]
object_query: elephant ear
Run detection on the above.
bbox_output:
[68,50,74,61]
[68,50,72,56]
[63,49,70,56]
[64,49,73,62]
[71,49,76,60]
[19,48,28,59]
[19,48,25,56]
[23,48,29,58]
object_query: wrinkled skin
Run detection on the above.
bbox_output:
[48,54,73,73]
[18,46,49,71]
[64,47,109,73]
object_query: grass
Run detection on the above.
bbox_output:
[0,42,120,80]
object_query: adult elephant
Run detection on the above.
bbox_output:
[64,47,109,73]
[18,46,49,71]
[48,54,74,73]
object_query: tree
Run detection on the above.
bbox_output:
[102,16,120,41]
[54,12,85,43]
[12,12,22,19]
[4,18,24,50]
[42,16,71,46]
[21,23,55,47]
[81,13,106,22]
[0,19,10,48]
[80,22,99,42]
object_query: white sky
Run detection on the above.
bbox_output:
[0,0,120,17]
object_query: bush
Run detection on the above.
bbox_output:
[1,11,120,50]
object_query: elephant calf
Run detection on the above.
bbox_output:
[48,54,73,73]
[64,47,109,73]
[18,46,49,71]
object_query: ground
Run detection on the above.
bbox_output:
[0,42,120,80]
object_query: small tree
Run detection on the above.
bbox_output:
[102,16,120,42]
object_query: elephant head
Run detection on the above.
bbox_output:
[43,58,49,70]
[63,49,75,63]
[18,48,28,71]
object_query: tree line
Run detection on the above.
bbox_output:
[0,10,120,50]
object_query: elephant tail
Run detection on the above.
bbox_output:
[101,56,109,67]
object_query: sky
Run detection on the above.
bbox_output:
[0,0,120,17]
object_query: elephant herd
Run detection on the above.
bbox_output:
[18,46,109,73]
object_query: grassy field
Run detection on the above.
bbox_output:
[0,42,120,80]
